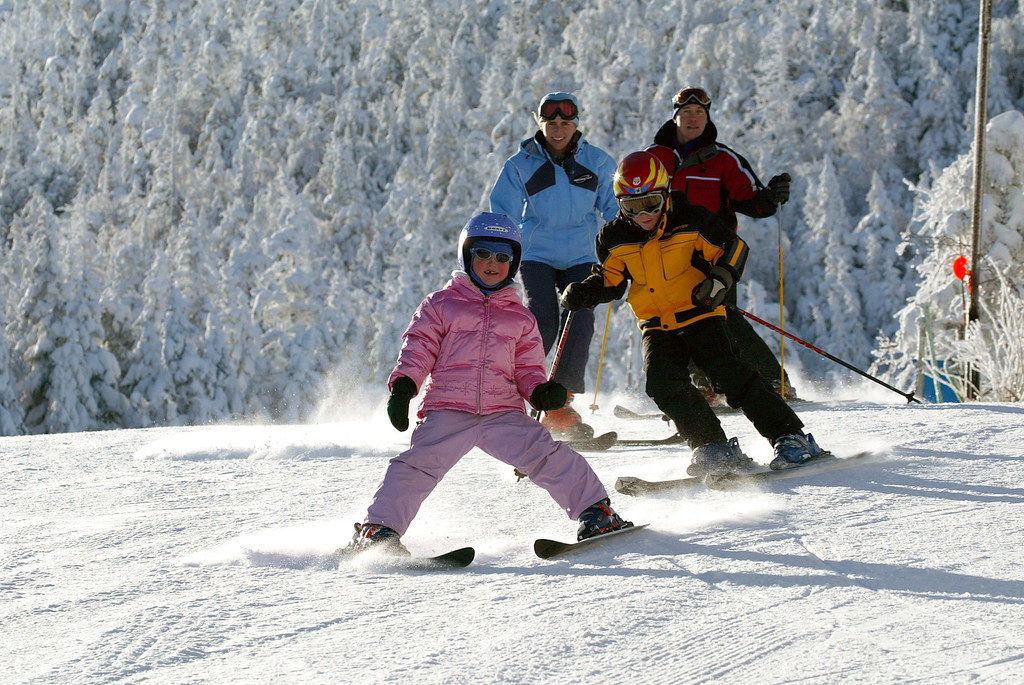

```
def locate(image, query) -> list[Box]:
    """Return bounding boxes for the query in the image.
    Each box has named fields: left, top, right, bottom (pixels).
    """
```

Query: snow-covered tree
left=7, top=194, right=130, bottom=432
left=2, top=0, right=1024, bottom=431
left=0, top=322, right=25, bottom=436
left=796, top=156, right=871, bottom=376
left=877, top=111, right=1024, bottom=400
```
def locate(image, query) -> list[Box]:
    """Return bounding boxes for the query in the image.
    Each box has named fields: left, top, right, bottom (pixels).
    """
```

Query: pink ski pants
left=365, top=409, right=608, bottom=535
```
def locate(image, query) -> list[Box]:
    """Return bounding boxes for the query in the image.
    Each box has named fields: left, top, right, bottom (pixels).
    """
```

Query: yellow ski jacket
left=591, top=193, right=748, bottom=332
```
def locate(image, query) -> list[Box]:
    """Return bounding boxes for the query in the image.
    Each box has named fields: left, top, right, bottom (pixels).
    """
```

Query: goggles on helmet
left=538, top=99, right=579, bottom=121
left=618, top=191, right=666, bottom=219
left=470, top=247, right=512, bottom=264
left=673, top=86, right=712, bottom=109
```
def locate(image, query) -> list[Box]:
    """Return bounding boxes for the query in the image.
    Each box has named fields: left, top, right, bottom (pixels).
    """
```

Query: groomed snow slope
left=3, top=397, right=1023, bottom=683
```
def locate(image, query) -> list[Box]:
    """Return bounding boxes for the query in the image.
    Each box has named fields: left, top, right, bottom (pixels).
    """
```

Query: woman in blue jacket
left=489, top=92, right=619, bottom=439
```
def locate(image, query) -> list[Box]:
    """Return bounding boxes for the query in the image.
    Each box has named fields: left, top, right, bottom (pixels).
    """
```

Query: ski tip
left=337, top=546, right=475, bottom=570
left=566, top=431, right=618, bottom=451
left=613, top=405, right=639, bottom=419
left=407, top=546, right=475, bottom=569
left=435, top=546, right=476, bottom=566
left=533, top=539, right=566, bottom=559
left=614, top=476, right=643, bottom=496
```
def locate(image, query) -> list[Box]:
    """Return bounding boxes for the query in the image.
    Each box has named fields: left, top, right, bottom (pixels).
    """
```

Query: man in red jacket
left=647, top=85, right=796, bottom=401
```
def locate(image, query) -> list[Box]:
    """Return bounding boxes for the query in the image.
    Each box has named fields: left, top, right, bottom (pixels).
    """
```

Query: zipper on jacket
left=478, top=296, right=490, bottom=413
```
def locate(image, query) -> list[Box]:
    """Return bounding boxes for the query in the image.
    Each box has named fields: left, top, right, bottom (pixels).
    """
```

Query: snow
left=4, top=395, right=1023, bottom=682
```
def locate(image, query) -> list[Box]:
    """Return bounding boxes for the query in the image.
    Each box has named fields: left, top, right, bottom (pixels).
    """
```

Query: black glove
left=561, top=281, right=602, bottom=311
left=530, top=380, right=567, bottom=412
left=691, top=265, right=734, bottom=311
left=387, top=376, right=417, bottom=431
left=766, top=173, right=791, bottom=205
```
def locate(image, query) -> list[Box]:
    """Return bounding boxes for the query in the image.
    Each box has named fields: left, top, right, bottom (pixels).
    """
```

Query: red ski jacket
left=647, top=119, right=776, bottom=232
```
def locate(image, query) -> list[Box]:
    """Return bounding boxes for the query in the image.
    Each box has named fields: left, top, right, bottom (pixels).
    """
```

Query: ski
left=615, top=474, right=703, bottom=496
left=613, top=405, right=669, bottom=421
left=616, top=433, right=686, bottom=447
left=402, top=546, right=476, bottom=569
left=704, top=451, right=872, bottom=490
left=534, top=523, right=649, bottom=559
left=615, top=451, right=872, bottom=496
left=335, top=546, right=475, bottom=569
left=614, top=398, right=840, bottom=421
left=615, top=402, right=739, bottom=418
left=565, top=431, right=617, bottom=451
left=613, top=404, right=738, bottom=419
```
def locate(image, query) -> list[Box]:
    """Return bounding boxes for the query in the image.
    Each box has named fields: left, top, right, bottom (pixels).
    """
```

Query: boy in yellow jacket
left=562, top=151, right=828, bottom=474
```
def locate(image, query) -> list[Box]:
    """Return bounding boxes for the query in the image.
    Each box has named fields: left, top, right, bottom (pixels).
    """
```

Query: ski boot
left=577, top=498, right=631, bottom=541
left=769, top=431, right=829, bottom=471
left=541, top=393, right=594, bottom=440
left=686, top=437, right=754, bottom=477
left=348, top=522, right=411, bottom=556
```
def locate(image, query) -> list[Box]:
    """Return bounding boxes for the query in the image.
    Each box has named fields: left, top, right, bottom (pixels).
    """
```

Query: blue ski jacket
left=489, top=132, right=619, bottom=270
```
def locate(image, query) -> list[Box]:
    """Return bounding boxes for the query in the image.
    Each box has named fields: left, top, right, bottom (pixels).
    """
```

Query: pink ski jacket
left=388, top=273, right=548, bottom=418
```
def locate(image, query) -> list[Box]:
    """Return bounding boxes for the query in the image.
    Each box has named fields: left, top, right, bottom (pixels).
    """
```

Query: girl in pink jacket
left=350, top=213, right=629, bottom=554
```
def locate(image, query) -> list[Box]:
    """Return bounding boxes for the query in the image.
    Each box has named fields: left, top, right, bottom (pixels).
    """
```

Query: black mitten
left=530, top=380, right=568, bottom=412
left=561, top=281, right=601, bottom=311
left=387, top=376, right=417, bottom=431
left=766, top=173, right=791, bottom=205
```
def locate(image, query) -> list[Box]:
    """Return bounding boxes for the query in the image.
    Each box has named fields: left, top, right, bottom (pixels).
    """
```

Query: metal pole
left=967, top=0, right=993, bottom=398
left=777, top=207, right=786, bottom=394
left=529, top=311, right=575, bottom=422
left=590, top=303, right=613, bottom=413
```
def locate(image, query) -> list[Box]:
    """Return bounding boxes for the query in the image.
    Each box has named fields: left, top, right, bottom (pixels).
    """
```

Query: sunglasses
left=673, top=87, right=712, bottom=109
left=538, top=99, right=578, bottom=121
left=618, top=192, right=666, bottom=219
left=471, top=247, right=513, bottom=263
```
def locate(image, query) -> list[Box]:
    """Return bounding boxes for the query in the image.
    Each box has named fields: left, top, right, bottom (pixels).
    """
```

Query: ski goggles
left=538, top=99, right=579, bottom=121
left=618, top=192, right=666, bottom=218
left=673, top=86, right=712, bottom=109
left=471, top=247, right=513, bottom=263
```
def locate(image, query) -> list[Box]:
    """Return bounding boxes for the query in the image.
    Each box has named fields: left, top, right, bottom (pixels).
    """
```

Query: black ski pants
left=642, top=316, right=803, bottom=449
left=690, top=287, right=785, bottom=389
left=519, top=260, right=595, bottom=394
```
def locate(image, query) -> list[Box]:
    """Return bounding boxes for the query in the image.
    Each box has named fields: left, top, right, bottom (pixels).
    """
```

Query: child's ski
left=565, top=431, right=617, bottom=451
left=335, top=546, right=475, bottom=569
left=613, top=405, right=668, bottom=421
left=534, top=523, right=649, bottom=559
left=614, top=474, right=703, bottom=496
left=401, top=546, right=476, bottom=569
left=615, top=452, right=873, bottom=496
left=616, top=432, right=686, bottom=447
left=614, top=402, right=741, bottom=418
left=704, top=451, right=872, bottom=490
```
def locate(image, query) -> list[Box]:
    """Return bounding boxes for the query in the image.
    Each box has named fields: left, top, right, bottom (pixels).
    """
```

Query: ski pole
left=727, top=304, right=920, bottom=403
left=590, top=303, right=612, bottom=413
left=548, top=309, right=575, bottom=386
left=519, top=311, right=576, bottom=481
left=777, top=207, right=786, bottom=395
left=530, top=310, right=576, bottom=420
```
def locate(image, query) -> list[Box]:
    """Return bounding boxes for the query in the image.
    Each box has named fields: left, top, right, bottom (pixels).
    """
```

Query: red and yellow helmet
left=613, top=151, right=670, bottom=197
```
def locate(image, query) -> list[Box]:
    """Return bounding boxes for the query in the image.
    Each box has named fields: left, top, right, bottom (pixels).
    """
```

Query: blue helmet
left=458, top=212, right=522, bottom=291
